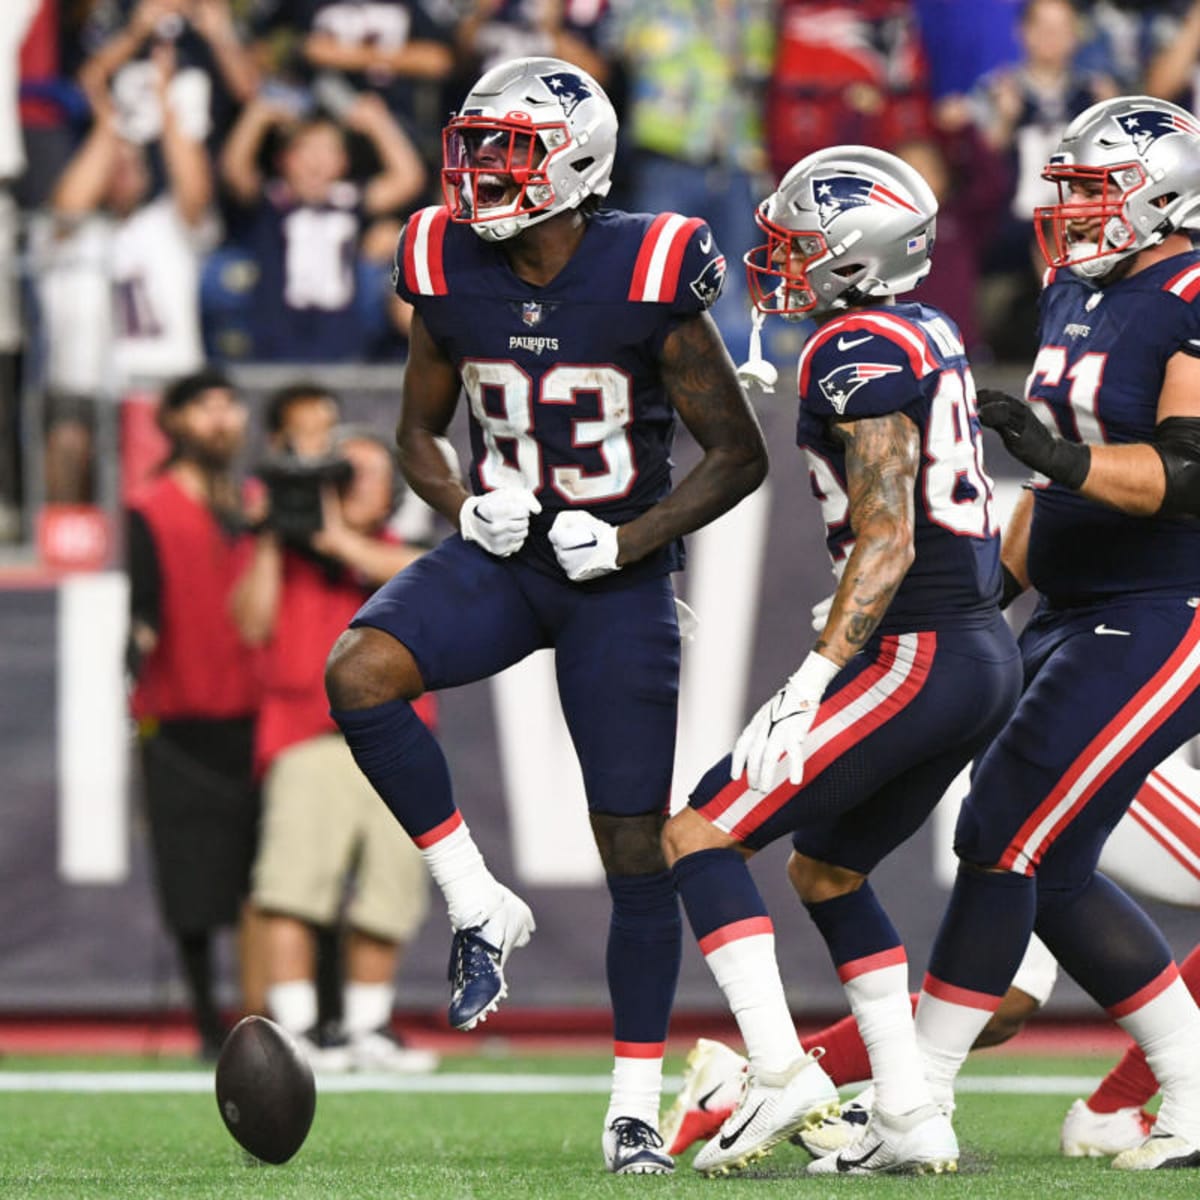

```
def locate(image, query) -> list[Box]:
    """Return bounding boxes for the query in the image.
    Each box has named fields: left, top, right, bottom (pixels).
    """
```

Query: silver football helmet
left=1035, top=95, right=1200, bottom=280
left=442, top=56, right=617, bottom=242
left=744, top=145, right=937, bottom=318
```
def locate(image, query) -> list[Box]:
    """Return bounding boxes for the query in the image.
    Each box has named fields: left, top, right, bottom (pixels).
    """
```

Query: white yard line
left=0, top=1071, right=1102, bottom=1095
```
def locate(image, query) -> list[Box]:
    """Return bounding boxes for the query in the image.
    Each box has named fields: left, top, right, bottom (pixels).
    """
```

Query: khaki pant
left=253, top=734, right=429, bottom=943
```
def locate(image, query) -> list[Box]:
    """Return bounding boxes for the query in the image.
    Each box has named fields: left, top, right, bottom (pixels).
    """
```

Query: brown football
left=214, top=1016, right=316, bottom=1164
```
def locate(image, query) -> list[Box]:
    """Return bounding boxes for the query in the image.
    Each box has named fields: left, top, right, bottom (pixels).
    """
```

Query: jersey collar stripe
left=1128, top=793, right=1200, bottom=881
left=405, top=207, right=450, bottom=297
left=999, top=608, right=1200, bottom=875
left=1106, top=962, right=1180, bottom=1020
left=697, top=915, right=774, bottom=956
left=798, top=312, right=936, bottom=395
left=1166, top=263, right=1200, bottom=300
left=1128, top=796, right=1200, bottom=883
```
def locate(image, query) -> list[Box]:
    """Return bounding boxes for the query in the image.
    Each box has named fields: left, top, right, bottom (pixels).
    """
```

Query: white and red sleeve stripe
left=1000, top=608, right=1200, bottom=875
left=401, top=206, right=450, bottom=297
left=628, top=213, right=704, bottom=303
left=798, top=312, right=939, bottom=395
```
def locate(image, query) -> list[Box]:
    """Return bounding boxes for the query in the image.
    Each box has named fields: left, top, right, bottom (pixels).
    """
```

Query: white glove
left=460, top=488, right=541, bottom=557
left=548, top=510, right=621, bottom=582
left=731, top=651, right=841, bottom=792
left=811, top=592, right=834, bottom=633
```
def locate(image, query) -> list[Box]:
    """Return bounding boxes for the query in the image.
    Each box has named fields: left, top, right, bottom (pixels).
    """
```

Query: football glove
left=460, top=488, right=541, bottom=557
left=731, top=651, right=841, bottom=792
left=976, top=389, right=1090, bottom=489
left=548, top=510, right=621, bottom=582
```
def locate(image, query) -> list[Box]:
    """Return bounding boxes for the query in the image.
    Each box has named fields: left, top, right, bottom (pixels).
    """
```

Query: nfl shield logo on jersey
left=522, top=301, right=544, bottom=327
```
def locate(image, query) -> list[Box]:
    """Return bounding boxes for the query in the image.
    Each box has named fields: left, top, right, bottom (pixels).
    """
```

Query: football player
left=322, top=57, right=768, bottom=1175
left=910, top=94, right=1200, bottom=1172
left=658, top=145, right=1020, bottom=1176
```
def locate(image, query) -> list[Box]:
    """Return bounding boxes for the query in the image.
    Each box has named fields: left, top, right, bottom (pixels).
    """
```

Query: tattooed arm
left=615, top=311, right=769, bottom=567
left=814, top=411, right=920, bottom=666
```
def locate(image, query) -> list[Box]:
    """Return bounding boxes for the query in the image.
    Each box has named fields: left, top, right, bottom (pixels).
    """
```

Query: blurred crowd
left=4, top=0, right=1200, bottom=540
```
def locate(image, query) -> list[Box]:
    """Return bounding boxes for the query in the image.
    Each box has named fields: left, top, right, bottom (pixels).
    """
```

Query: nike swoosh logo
left=837, top=1139, right=883, bottom=1173
left=560, top=537, right=598, bottom=552
left=697, top=1085, right=722, bottom=1113
left=1094, top=624, right=1131, bottom=636
left=718, top=1102, right=764, bottom=1150
left=699, top=232, right=713, bottom=253
left=837, top=335, right=872, bottom=351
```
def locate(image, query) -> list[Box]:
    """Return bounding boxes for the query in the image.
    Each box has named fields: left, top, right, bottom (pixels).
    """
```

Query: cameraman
left=233, top=388, right=435, bottom=1071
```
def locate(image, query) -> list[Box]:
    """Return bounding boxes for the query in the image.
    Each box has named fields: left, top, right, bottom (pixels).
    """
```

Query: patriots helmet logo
left=813, top=175, right=921, bottom=230
left=1114, top=109, right=1200, bottom=158
left=818, top=362, right=903, bottom=414
left=539, top=71, right=592, bottom=118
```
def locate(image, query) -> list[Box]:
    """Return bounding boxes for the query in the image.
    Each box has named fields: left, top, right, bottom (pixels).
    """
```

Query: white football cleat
left=660, top=1038, right=748, bottom=1155
left=348, top=1027, right=440, bottom=1073
left=602, top=1116, right=674, bottom=1174
left=447, top=885, right=535, bottom=1031
left=1112, top=1131, right=1200, bottom=1170
left=807, top=1103, right=958, bottom=1176
left=692, top=1051, right=839, bottom=1176
left=795, top=1085, right=874, bottom=1158
left=1060, top=1098, right=1152, bottom=1158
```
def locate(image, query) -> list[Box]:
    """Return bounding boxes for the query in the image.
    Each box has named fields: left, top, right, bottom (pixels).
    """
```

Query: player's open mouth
left=476, top=175, right=513, bottom=208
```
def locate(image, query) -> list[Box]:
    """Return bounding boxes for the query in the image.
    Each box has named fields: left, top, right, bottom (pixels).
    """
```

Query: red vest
left=129, top=474, right=259, bottom=721
left=254, top=546, right=436, bottom=776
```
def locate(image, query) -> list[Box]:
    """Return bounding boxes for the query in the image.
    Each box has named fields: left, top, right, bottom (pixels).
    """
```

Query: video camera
left=255, top=450, right=354, bottom=544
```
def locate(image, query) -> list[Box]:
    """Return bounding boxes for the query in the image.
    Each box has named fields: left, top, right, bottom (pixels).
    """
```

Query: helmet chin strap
left=736, top=306, right=779, bottom=394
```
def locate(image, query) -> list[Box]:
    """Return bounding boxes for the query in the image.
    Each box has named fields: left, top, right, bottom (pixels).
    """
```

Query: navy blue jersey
left=239, top=181, right=369, bottom=363
left=394, top=205, right=728, bottom=582
left=796, top=302, right=1002, bottom=631
left=1027, top=254, right=1200, bottom=602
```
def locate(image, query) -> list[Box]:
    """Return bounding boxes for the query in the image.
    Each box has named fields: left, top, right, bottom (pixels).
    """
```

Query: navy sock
left=671, top=846, right=770, bottom=942
left=1036, top=874, right=1173, bottom=1010
left=805, top=883, right=901, bottom=973
left=331, top=696, right=454, bottom=841
left=606, top=870, right=681, bottom=1045
left=927, top=864, right=1036, bottom=997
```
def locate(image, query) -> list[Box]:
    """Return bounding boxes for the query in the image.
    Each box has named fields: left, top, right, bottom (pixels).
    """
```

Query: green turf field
left=0, top=1051, right=1193, bottom=1199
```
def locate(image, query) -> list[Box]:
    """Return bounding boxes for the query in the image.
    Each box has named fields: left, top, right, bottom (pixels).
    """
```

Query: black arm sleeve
left=127, top=508, right=162, bottom=633
left=1153, top=416, right=1200, bottom=519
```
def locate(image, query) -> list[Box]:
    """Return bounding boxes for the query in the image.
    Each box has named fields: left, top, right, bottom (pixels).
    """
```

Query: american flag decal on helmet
left=1115, top=109, right=1200, bottom=158
left=819, top=362, right=903, bottom=414
left=813, top=175, right=920, bottom=229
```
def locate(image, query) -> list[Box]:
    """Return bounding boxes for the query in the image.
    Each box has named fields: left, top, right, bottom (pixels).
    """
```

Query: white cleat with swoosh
left=807, top=1103, right=959, bottom=1176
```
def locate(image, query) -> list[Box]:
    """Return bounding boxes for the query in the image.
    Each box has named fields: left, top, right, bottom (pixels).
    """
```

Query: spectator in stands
left=1144, top=0, right=1200, bottom=111
left=454, top=0, right=613, bottom=82
left=126, top=367, right=259, bottom=1061
left=614, top=0, right=774, bottom=355
left=218, top=89, right=425, bottom=362
left=298, top=0, right=454, bottom=145
left=766, top=0, right=931, bottom=181
left=0, top=0, right=38, bottom=540
left=232, top=383, right=435, bottom=1072
left=34, top=43, right=216, bottom=502
left=895, top=97, right=1013, bottom=359
left=74, top=0, right=259, bottom=155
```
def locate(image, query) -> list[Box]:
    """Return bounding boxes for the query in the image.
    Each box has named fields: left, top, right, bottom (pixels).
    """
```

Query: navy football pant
left=689, top=614, right=1022, bottom=870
